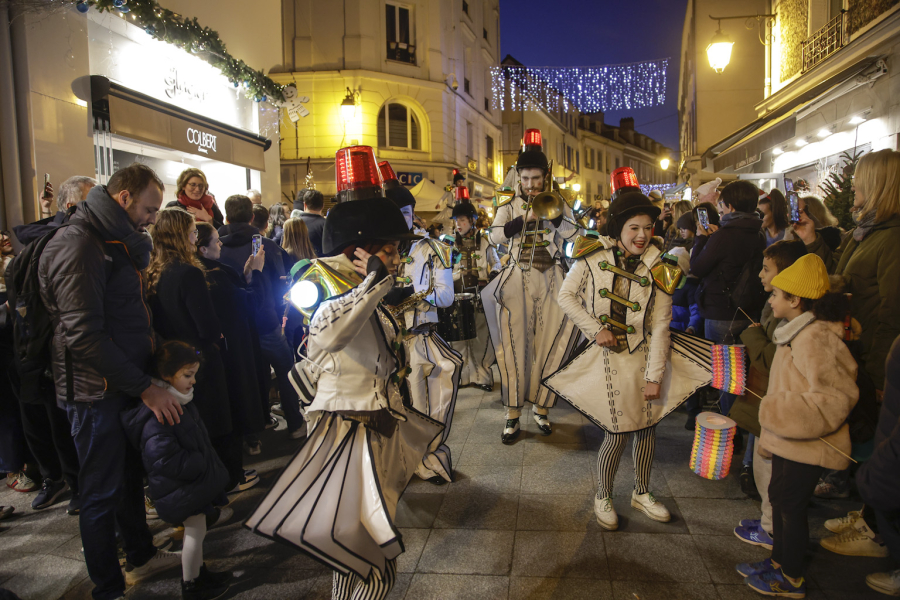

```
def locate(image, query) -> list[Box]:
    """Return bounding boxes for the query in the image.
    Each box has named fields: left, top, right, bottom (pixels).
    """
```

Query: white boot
left=631, top=491, right=671, bottom=522
left=594, top=496, right=618, bottom=531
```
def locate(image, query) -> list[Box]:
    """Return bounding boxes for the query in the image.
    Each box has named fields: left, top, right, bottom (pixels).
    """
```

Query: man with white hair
left=246, top=189, right=263, bottom=205
left=16, top=176, right=97, bottom=245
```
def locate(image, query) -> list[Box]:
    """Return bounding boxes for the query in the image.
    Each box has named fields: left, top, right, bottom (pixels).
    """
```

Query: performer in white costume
left=379, top=162, right=462, bottom=486
left=484, top=129, right=581, bottom=444
left=447, top=198, right=501, bottom=390
left=247, top=146, right=442, bottom=600
left=554, top=183, right=708, bottom=531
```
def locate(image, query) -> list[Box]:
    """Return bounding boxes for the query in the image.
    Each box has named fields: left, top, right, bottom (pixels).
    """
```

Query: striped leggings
left=332, top=559, right=396, bottom=600
left=596, top=426, right=657, bottom=499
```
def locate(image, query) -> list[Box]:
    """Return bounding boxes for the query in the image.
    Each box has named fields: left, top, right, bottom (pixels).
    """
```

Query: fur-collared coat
left=758, top=312, right=859, bottom=470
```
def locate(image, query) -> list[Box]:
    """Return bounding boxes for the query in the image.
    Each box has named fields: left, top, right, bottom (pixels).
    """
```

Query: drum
left=437, top=293, right=477, bottom=342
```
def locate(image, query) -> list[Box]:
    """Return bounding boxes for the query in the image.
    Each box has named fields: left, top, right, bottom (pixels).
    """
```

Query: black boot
left=182, top=564, right=232, bottom=600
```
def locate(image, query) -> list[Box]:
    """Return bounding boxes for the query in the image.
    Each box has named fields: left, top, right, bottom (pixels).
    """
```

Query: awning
left=712, top=108, right=802, bottom=172
left=97, top=81, right=269, bottom=171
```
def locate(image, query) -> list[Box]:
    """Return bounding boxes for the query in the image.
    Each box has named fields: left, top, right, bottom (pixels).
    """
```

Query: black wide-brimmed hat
left=323, top=198, right=420, bottom=255
left=606, top=191, right=661, bottom=239
left=451, top=202, right=477, bottom=219
left=384, top=185, right=416, bottom=209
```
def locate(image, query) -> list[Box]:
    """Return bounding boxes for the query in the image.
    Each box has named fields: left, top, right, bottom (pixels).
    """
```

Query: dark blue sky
left=499, top=0, right=688, bottom=150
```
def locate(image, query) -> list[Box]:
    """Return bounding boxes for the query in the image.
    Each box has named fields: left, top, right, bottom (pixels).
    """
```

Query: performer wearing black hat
left=380, top=163, right=462, bottom=486
left=449, top=200, right=501, bottom=390
left=247, top=146, right=442, bottom=600
left=483, top=129, right=581, bottom=444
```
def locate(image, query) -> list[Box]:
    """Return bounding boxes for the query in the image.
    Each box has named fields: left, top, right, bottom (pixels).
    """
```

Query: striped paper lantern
left=689, top=412, right=737, bottom=480
left=711, top=344, right=748, bottom=395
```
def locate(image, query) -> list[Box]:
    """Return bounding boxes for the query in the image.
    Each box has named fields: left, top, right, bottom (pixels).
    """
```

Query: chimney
left=619, top=117, right=635, bottom=131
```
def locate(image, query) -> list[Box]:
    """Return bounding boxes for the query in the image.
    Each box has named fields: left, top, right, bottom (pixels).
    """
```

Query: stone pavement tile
left=609, top=457, right=672, bottom=498
left=675, top=497, right=761, bottom=536
left=715, top=583, right=828, bottom=599
left=405, top=476, right=452, bottom=495
left=610, top=580, right=720, bottom=600
left=450, top=408, right=479, bottom=430
left=605, top=495, right=690, bottom=535
left=511, top=531, right=608, bottom=579
left=457, top=441, right=525, bottom=466
left=395, top=492, right=446, bottom=528
left=661, top=462, right=749, bottom=499
left=822, top=588, right=889, bottom=600
left=404, top=574, right=509, bottom=600
left=417, top=529, right=514, bottom=575
left=434, top=491, right=519, bottom=530
left=805, top=543, right=894, bottom=595
left=521, top=463, right=594, bottom=495
left=517, top=494, right=594, bottom=531
left=694, top=534, right=770, bottom=584
left=1, top=553, right=86, bottom=600
left=396, top=528, right=431, bottom=573
left=466, top=418, right=508, bottom=444
left=201, top=523, right=328, bottom=573
left=522, top=443, right=592, bottom=468
left=305, top=572, right=412, bottom=600
left=451, top=465, right=522, bottom=494
left=0, top=508, right=80, bottom=555
left=605, top=533, right=709, bottom=583
left=520, top=419, right=587, bottom=445
left=509, top=576, right=613, bottom=599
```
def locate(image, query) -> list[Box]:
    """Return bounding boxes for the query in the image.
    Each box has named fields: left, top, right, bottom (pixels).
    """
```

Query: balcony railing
left=801, top=11, right=847, bottom=73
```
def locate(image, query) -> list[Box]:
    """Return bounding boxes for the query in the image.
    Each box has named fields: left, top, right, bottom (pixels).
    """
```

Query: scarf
left=772, top=311, right=816, bottom=345
left=852, top=210, right=877, bottom=242
left=719, top=211, right=758, bottom=226
left=177, top=192, right=215, bottom=218
left=152, top=378, right=194, bottom=406
left=81, top=187, right=154, bottom=270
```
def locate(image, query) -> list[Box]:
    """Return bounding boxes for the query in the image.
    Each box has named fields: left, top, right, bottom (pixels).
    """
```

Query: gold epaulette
left=568, top=235, right=607, bottom=259
left=426, top=238, right=454, bottom=268
left=650, top=258, right=684, bottom=295
left=494, top=190, right=515, bottom=207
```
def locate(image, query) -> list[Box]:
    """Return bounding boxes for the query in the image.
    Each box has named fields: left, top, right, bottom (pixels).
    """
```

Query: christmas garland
left=75, top=0, right=285, bottom=103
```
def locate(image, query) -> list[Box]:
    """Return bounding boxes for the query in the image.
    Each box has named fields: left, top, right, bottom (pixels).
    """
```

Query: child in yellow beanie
left=737, top=253, right=859, bottom=598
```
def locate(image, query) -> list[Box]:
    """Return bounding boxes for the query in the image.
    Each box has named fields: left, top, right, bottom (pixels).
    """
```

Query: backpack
left=725, top=232, right=768, bottom=318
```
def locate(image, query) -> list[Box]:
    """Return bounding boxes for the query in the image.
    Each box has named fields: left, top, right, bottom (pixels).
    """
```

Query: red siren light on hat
left=378, top=160, right=401, bottom=190
left=335, top=146, right=383, bottom=202
left=522, top=129, right=543, bottom=152
left=610, top=167, right=640, bottom=200
left=454, top=186, right=470, bottom=202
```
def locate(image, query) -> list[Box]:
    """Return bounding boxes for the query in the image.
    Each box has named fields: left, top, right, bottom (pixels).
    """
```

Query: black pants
left=769, top=454, right=823, bottom=578
left=19, top=400, right=80, bottom=490
left=211, top=430, right=243, bottom=492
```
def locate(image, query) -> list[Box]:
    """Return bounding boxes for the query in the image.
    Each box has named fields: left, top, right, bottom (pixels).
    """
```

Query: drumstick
left=742, top=389, right=857, bottom=463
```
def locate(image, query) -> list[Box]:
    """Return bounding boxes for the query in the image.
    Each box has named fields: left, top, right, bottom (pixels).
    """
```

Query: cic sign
left=186, top=127, right=217, bottom=155
left=397, top=172, right=423, bottom=187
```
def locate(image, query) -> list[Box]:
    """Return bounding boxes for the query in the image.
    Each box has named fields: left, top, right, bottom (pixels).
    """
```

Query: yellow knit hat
left=771, top=253, right=830, bottom=299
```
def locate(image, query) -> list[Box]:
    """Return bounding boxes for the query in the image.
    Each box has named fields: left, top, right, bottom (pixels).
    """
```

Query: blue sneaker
left=737, top=558, right=776, bottom=578
left=745, top=568, right=806, bottom=598
left=739, top=518, right=762, bottom=529
left=735, top=524, right=774, bottom=550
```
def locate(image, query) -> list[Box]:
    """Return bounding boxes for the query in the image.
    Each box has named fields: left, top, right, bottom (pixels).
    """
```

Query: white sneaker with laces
left=820, top=519, right=889, bottom=557
left=594, top=496, right=618, bottom=531
left=124, top=549, right=181, bottom=585
left=824, top=510, right=861, bottom=534
left=866, top=569, right=900, bottom=596
left=631, top=490, right=671, bottom=522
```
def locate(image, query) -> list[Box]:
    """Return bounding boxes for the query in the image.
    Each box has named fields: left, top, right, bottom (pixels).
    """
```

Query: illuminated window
left=377, top=103, right=421, bottom=149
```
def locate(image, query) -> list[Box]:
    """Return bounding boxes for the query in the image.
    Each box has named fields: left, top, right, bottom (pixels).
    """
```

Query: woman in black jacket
left=146, top=208, right=255, bottom=493
left=195, top=222, right=272, bottom=456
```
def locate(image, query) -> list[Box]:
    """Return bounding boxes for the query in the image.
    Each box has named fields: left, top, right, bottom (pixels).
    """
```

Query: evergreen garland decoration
left=821, top=150, right=861, bottom=231
left=77, top=0, right=285, bottom=103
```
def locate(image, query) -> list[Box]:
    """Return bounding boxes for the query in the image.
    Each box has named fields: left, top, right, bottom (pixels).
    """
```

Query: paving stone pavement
left=0, top=381, right=891, bottom=599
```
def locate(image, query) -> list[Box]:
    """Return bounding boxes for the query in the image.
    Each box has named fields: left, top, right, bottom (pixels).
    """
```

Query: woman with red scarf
left=167, top=168, right=225, bottom=229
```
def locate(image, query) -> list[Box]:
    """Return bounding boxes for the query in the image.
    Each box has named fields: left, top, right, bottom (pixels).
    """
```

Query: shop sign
left=186, top=127, right=217, bottom=155
left=165, top=67, right=208, bottom=103
left=735, top=153, right=761, bottom=170
left=398, top=172, right=423, bottom=186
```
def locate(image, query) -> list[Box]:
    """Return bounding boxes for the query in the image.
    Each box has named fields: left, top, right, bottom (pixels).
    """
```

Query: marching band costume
left=247, top=146, right=443, bottom=600
left=449, top=201, right=501, bottom=390
left=381, top=166, right=462, bottom=485
left=550, top=188, right=711, bottom=531
left=483, top=129, right=581, bottom=443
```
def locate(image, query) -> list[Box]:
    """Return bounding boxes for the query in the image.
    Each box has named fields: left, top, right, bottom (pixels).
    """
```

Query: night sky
left=499, top=0, right=688, bottom=151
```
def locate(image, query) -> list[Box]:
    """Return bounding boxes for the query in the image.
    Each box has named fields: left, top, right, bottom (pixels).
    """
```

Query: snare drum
left=437, top=293, right=478, bottom=341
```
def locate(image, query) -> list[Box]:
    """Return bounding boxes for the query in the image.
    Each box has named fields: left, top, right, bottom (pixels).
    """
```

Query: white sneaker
left=594, top=496, right=618, bottom=531
left=867, top=569, right=900, bottom=596
left=124, top=549, right=181, bottom=585
left=824, top=509, right=861, bottom=534
left=145, top=495, right=159, bottom=520
left=631, top=490, right=671, bottom=523
left=820, top=519, right=889, bottom=557
left=228, top=471, right=260, bottom=494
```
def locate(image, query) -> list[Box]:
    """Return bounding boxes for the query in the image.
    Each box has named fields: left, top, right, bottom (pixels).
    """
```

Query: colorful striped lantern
left=711, top=344, right=748, bottom=395
left=690, top=412, right=737, bottom=480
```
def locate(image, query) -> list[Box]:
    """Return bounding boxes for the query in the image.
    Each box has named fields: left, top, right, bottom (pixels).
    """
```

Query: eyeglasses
left=185, top=183, right=204, bottom=189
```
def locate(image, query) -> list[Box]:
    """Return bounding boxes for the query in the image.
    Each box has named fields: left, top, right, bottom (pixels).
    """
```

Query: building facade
left=274, top=0, right=502, bottom=209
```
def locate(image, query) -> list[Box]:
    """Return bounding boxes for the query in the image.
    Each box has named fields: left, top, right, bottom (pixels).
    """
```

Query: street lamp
left=706, top=13, right=775, bottom=73
left=571, top=183, right=581, bottom=192
left=340, top=88, right=356, bottom=122
left=659, top=157, right=671, bottom=171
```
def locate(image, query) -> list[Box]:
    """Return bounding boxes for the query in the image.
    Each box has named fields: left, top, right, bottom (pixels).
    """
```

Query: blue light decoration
left=490, top=59, right=669, bottom=113
left=640, top=183, right=679, bottom=195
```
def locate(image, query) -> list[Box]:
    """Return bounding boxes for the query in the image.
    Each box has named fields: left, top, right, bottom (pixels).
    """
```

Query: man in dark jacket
left=38, top=164, right=182, bottom=599
left=294, top=188, right=326, bottom=256
left=857, top=336, right=900, bottom=595
left=690, top=180, right=766, bottom=417
left=217, top=195, right=305, bottom=437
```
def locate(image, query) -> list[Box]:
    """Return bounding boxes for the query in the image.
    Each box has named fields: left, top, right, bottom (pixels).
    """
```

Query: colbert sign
left=397, top=172, right=423, bottom=186
left=187, top=127, right=217, bottom=155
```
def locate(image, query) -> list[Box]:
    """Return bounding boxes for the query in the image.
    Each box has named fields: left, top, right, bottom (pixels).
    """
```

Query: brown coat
left=758, top=313, right=859, bottom=470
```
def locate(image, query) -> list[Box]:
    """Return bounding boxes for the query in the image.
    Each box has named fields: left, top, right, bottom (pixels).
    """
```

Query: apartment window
left=586, top=181, right=591, bottom=198
left=615, top=157, right=620, bottom=170
left=606, top=153, right=610, bottom=172
left=566, top=146, right=573, bottom=171
left=575, top=150, right=580, bottom=173
left=484, top=97, right=490, bottom=112
left=466, top=121, right=474, bottom=160
left=462, top=0, right=469, bottom=15
left=486, top=135, right=494, bottom=175
left=386, top=4, right=415, bottom=65
left=377, top=102, right=421, bottom=149
left=463, top=46, right=472, bottom=96
left=483, top=28, right=488, bottom=41
left=557, top=141, right=564, bottom=164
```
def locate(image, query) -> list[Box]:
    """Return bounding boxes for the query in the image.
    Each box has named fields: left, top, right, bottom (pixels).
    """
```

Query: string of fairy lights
left=490, top=59, right=668, bottom=114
